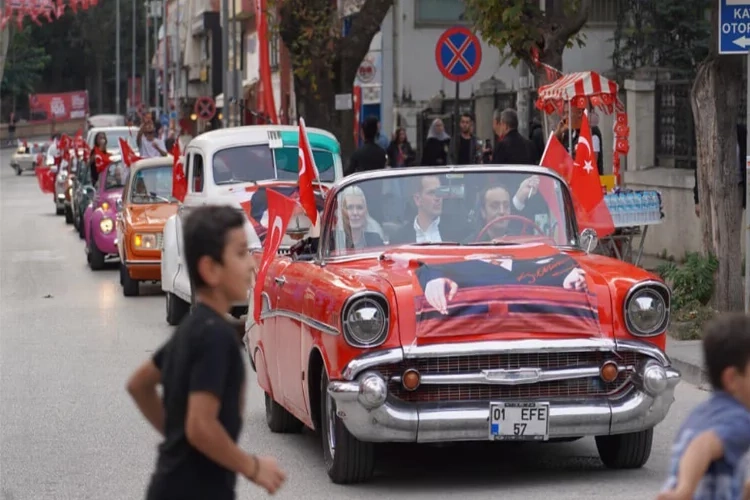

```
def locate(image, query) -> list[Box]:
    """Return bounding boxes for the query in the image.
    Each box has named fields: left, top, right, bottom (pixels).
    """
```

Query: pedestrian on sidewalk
left=452, top=112, right=482, bottom=165
left=491, top=109, right=539, bottom=165
left=126, top=205, right=286, bottom=499
left=421, top=118, right=451, bottom=166
left=345, top=116, right=387, bottom=176
left=657, top=313, right=750, bottom=500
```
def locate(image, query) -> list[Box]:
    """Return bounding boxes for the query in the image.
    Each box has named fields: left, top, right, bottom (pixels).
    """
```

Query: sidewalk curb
left=669, top=354, right=710, bottom=389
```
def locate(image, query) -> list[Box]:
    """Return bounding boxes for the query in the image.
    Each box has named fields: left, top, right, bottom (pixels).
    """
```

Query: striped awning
left=537, top=71, right=619, bottom=102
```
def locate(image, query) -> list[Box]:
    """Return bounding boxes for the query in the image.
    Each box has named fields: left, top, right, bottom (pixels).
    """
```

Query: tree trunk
left=690, top=54, right=744, bottom=311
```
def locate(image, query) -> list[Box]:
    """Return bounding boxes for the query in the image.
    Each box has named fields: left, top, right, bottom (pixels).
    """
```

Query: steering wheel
left=475, top=215, right=545, bottom=242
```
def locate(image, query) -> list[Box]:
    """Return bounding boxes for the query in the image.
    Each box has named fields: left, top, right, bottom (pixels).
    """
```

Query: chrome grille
left=378, top=351, right=643, bottom=403
left=156, top=233, right=164, bottom=250
left=277, top=247, right=290, bottom=255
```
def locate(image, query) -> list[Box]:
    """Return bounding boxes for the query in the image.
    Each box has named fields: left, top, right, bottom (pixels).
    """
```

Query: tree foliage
left=463, top=0, right=591, bottom=78
left=276, top=0, right=392, bottom=159
left=1, top=1, right=147, bottom=116
left=1, top=25, right=52, bottom=106
left=612, top=0, right=710, bottom=74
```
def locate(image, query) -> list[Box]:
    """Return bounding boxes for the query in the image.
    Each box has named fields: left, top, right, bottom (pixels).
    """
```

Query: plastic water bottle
left=609, top=194, right=620, bottom=226
left=652, top=191, right=662, bottom=222
left=647, top=192, right=657, bottom=223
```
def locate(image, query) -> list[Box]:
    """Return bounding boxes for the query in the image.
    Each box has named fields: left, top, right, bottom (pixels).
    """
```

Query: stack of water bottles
left=604, top=190, right=663, bottom=227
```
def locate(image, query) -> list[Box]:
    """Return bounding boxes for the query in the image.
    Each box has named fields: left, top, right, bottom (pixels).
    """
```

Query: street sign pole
left=221, top=0, right=229, bottom=128
left=718, top=0, right=750, bottom=310
left=434, top=26, right=482, bottom=165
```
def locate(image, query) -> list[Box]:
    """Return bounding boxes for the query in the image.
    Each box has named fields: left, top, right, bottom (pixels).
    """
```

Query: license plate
left=489, top=402, right=550, bottom=441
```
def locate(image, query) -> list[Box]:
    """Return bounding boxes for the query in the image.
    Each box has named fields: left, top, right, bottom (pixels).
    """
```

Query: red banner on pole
left=28, top=91, right=89, bottom=123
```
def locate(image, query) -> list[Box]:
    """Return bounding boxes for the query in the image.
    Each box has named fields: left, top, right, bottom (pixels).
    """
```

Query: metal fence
left=655, top=78, right=747, bottom=169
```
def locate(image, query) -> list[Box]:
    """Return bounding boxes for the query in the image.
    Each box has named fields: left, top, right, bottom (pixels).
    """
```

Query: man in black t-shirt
left=126, top=205, right=286, bottom=499
left=454, top=112, right=480, bottom=165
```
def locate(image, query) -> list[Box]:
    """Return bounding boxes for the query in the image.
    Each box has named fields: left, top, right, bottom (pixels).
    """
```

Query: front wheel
left=595, top=428, right=653, bottom=469
left=15, top=165, right=21, bottom=175
left=320, top=371, right=375, bottom=484
left=77, top=214, right=85, bottom=239
left=64, top=205, right=73, bottom=224
left=121, top=263, right=140, bottom=297
left=166, top=292, right=190, bottom=326
left=88, top=231, right=105, bottom=270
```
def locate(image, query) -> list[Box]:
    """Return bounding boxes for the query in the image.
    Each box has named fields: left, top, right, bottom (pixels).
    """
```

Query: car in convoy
left=115, top=157, right=177, bottom=296
left=245, top=166, right=680, bottom=484
left=10, top=141, right=47, bottom=175
left=85, top=126, right=138, bottom=152
left=161, top=125, right=344, bottom=326
left=83, top=157, right=125, bottom=270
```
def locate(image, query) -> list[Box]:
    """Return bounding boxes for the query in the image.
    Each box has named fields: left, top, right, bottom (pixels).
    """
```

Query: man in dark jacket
left=492, top=109, right=540, bottom=165
left=453, top=112, right=481, bottom=165
left=529, top=117, right=546, bottom=161
left=345, top=116, right=387, bottom=176
left=694, top=123, right=747, bottom=216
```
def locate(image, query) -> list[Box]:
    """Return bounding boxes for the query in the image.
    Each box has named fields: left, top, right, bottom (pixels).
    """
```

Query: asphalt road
left=0, top=151, right=707, bottom=500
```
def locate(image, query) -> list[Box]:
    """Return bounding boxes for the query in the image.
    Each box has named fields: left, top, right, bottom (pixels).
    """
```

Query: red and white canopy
left=536, top=71, right=624, bottom=115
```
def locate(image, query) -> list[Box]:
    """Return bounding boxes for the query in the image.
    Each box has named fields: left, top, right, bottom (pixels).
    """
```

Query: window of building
left=415, top=0, right=468, bottom=26
left=588, top=0, right=618, bottom=25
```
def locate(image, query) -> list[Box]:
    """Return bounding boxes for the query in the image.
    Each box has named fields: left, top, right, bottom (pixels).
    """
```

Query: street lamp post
left=132, top=0, right=137, bottom=114
left=221, top=0, right=229, bottom=128
left=115, top=0, right=121, bottom=114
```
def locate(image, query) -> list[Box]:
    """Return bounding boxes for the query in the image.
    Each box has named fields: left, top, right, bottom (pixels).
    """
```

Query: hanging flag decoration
left=170, top=141, right=187, bottom=202
left=1, top=0, right=93, bottom=29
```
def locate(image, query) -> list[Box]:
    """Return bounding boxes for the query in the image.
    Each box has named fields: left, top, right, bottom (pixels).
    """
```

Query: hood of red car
left=334, top=243, right=617, bottom=346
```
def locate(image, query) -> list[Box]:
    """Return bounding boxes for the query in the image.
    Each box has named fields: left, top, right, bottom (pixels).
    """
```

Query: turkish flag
left=539, top=129, right=614, bottom=239
left=171, top=141, right=187, bottom=202
left=297, top=117, right=320, bottom=226
left=119, top=137, right=141, bottom=167
left=94, top=148, right=112, bottom=173
left=571, top=111, right=614, bottom=238
left=253, top=189, right=297, bottom=324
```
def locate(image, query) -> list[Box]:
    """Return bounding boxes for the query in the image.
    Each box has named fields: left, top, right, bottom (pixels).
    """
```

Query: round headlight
left=99, top=218, right=114, bottom=234
left=342, top=294, right=388, bottom=348
left=624, top=284, right=670, bottom=336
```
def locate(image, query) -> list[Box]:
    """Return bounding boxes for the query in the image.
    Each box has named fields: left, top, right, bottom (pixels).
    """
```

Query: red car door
left=273, top=261, right=315, bottom=416
left=257, top=258, right=290, bottom=401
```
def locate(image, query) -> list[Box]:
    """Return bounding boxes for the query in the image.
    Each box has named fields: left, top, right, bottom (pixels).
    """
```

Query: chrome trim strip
left=124, top=259, right=161, bottom=265
left=389, top=365, right=631, bottom=385
left=260, top=308, right=339, bottom=336
left=623, top=280, right=672, bottom=337
left=340, top=338, right=671, bottom=380
left=317, top=165, right=581, bottom=262
left=342, top=348, right=404, bottom=380
left=403, top=337, right=618, bottom=358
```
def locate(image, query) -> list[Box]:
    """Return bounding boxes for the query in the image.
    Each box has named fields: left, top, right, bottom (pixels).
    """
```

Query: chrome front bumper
left=327, top=338, right=681, bottom=443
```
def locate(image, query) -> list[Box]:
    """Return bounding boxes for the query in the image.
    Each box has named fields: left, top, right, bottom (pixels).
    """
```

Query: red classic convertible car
left=245, top=166, right=679, bottom=484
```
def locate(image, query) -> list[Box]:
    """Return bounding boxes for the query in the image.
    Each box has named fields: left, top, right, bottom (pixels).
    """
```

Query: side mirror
left=580, top=228, right=598, bottom=254
left=116, top=199, right=123, bottom=212
left=84, top=186, right=96, bottom=198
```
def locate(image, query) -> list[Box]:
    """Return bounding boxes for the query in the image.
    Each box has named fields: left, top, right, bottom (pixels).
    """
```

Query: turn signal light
left=600, top=360, right=619, bottom=383
left=402, top=368, right=421, bottom=391
left=101, top=202, right=110, bottom=211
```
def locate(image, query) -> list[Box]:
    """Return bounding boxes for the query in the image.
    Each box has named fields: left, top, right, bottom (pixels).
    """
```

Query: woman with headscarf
left=421, top=119, right=451, bottom=166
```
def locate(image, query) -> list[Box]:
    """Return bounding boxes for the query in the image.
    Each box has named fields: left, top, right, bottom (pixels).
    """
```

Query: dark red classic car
left=245, top=166, right=679, bottom=484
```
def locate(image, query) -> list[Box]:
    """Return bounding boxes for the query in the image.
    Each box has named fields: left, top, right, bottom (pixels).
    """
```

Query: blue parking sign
left=719, top=0, right=750, bottom=54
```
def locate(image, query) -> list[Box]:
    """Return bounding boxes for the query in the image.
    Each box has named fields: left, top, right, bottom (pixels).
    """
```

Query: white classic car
left=161, top=124, right=344, bottom=326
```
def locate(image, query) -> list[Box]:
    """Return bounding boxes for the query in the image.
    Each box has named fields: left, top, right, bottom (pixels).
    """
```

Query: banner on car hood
left=28, top=91, right=89, bottom=123
left=412, top=251, right=602, bottom=338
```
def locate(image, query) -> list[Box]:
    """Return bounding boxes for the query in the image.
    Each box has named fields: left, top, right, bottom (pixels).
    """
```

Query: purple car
left=84, top=161, right=127, bottom=270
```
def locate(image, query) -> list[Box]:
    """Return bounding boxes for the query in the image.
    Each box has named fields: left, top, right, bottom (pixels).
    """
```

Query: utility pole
left=175, top=0, right=180, bottom=112
left=132, top=0, right=137, bottom=113
left=116, top=0, right=121, bottom=114
left=517, top=61, right=531, bottom=138
left=162, top=0, right=168, bottom=117
left=221, top=0, right=229, bottom=127
left=153, top=1, right=159, bottom=108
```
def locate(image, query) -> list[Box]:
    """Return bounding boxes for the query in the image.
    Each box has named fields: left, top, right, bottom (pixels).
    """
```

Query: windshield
left=324, top=170, right=576, bottom=257
left=93, top=129, right=138, bottom=151
left=212, top=145, right=337, bottom=185
left=104, top=161, right=127, bottom=190
left=130, top=165, right=174, bottom=204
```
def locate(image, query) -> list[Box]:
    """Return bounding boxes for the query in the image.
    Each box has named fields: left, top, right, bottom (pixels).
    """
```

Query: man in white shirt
left=137, top=120, right=168, bottom=158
